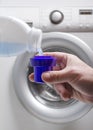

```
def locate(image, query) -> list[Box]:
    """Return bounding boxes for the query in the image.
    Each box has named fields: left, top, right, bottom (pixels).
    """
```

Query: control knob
left=49, top=10, right=64, bottom=24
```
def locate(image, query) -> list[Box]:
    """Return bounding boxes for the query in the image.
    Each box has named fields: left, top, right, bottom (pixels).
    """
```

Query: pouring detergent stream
left=27, top=27, right=43, bottom=55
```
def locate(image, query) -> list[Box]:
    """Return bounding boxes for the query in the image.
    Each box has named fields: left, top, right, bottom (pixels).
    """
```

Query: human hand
left=29, top=52, right=93, bottom=103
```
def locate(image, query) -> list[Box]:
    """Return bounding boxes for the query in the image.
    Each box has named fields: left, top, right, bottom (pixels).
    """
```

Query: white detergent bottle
left=0, top=16, right=42, bottom=56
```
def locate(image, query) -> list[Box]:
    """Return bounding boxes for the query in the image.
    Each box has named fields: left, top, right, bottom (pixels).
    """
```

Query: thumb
left=42, top=70, right=70, bottom=83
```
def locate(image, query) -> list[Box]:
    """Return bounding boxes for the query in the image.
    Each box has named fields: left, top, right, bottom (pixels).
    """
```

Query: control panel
left=0, top=7, right=93, bottom=32
left=39, top=8, right=93, bottom=32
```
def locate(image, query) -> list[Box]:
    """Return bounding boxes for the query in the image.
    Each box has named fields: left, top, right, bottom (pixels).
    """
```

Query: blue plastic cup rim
left=30, top=56, right=56, bottom=66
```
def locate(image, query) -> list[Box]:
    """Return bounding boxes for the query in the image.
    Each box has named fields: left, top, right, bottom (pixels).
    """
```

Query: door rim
left=13, top=32, right=93, bottom=123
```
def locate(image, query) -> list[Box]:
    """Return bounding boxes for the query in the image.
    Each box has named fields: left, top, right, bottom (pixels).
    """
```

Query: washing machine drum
left=13, top=32, right=93, bottom=123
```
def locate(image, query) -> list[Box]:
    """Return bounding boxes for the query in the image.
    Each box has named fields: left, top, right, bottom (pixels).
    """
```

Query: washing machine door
left=13, top=32, right=93, bottom=123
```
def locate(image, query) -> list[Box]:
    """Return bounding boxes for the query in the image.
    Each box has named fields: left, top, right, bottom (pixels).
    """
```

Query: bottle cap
left=30, top=56, right=56, bottom=83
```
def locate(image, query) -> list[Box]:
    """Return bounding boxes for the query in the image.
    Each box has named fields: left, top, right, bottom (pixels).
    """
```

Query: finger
left=29, top=73, right=34, bottom=82
left=43, top=52, right=68, bottom=65
left=43, top=52, right=67, bottom=58
left=42, top=69, right=70, bottom=83
left=54, top=83, right=72, bottom=101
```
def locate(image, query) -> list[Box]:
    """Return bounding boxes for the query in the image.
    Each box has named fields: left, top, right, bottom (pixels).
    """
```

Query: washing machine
left=0, top=0, right=93, bottom=130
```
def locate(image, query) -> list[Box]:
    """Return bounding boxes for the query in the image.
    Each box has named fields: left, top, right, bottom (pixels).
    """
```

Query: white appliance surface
left=0, top=0, right=93, bottom=7
left=0, top=0, right=93, bottom=130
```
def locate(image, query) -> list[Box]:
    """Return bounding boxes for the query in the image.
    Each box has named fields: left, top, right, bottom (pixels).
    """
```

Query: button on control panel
left=49, top=10, right=64, bottom=24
